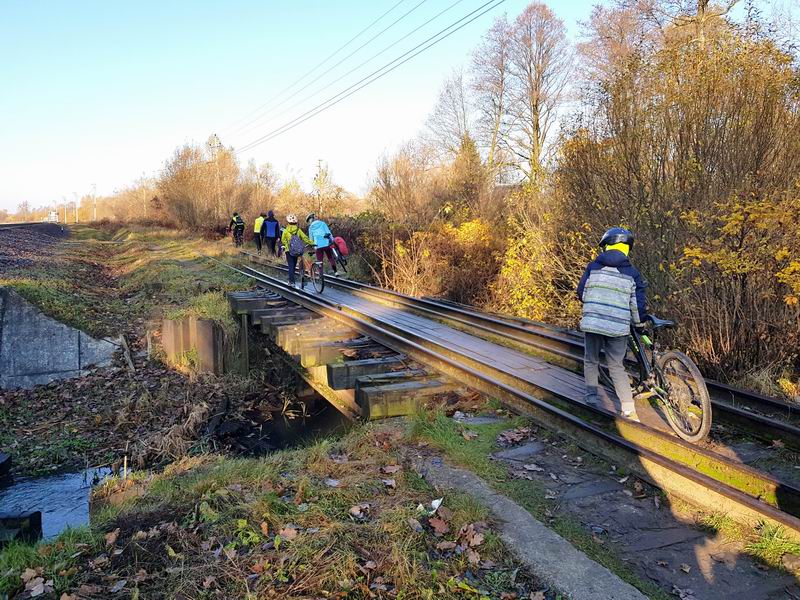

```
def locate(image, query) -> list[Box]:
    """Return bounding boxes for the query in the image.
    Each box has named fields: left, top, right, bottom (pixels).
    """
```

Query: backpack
left=333, top=236, right=349, bottom=256
left=233, top=215, right=244, bottom=228
left=288, top=227, right=306, bottom=257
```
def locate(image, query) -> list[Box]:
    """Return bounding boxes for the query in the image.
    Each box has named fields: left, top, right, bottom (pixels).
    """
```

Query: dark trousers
left=583, top=332, right=634, bottom=413
left=286, top=253, right=299, bottom=284
left=254, top=232, right=262, bottom=252
left=265, top=236, right=277, bottom=255
left=316, top=246, right=337, bottom=271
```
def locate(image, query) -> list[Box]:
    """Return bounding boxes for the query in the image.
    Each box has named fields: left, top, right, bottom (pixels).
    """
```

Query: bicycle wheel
left=337, top=254, right=348, bottom=273
left=310, top=260, right=325, bottom=293
left=298, top=257, right=306, bottom=289
left=656, top=350, right=712, bottom=443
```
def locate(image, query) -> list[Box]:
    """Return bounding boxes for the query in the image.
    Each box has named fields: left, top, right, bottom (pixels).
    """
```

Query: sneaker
left=622, top=411, right=640, bottom=423
left=332, top=271, right=339, bottom=277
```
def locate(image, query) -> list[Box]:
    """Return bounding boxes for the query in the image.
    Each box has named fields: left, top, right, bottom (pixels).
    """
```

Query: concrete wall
left=0, top=288, right=116, bottom=389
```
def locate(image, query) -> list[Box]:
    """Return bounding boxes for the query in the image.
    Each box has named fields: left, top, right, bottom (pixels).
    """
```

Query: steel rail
left=229, top=260, right=800, bottom=534
left=242, top=252, right=800, bottom=449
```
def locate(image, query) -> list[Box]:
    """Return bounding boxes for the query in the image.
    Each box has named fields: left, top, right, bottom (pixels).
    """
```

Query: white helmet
left=286, top=214, right=298, bottom=224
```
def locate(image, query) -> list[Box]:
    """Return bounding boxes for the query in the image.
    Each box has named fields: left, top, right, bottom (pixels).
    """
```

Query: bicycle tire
left=656, top=350, right=712, bottom=443
left=299, top=256, right=306, bottom=289
left=337, top=255, right=348, bottom=272
left=311, top=261, right=325, bottom=293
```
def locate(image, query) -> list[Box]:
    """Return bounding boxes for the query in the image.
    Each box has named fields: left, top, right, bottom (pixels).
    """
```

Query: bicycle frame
left=628, top=326, right=671, bottom=402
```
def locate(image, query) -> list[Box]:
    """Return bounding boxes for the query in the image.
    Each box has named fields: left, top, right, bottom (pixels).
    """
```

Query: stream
left=0, top=403, right=350, bottom=542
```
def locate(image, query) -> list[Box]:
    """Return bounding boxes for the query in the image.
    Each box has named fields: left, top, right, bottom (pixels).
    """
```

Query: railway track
left=242, top=252, right=800, bottom=451
left=221, top=255, right=800, bottom=538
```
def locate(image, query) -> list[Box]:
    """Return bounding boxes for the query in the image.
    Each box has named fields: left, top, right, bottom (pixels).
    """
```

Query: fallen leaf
left=466, top=548, right=481, bottom=565
left=657, top=560, right=669, bottom=567
left=680, top=563, right=692, bottom=573
left=259, top=521, right=269, bottom=536
left=202, top=576, right=217, bottom=589
left=436, top=541, right=457, bottom=550
left=363, top=560, right=377, bottom=570
left=408, top=517, right=424, bottom=533
left=523, top=463, right=544, bottom=472
left=545, top=490, right=558, bottom=499
left=21, top=568, right=39, bottom=583
left=60, top=594, right=78, bottom=600
left=529, top=592, right=546, bottom=600
left=110, top=579, right=127, bottom=593
left=105, top=527, right=120, bottom=546
left=330, top=453, right=349, bottom=463
left=549, top=473, right=559, bottom=481
left=497, top=427, right=532, bottom=446
left=772, top=439, right=786, bottom=449
left=633, top=480, right=646, bottom=498
left=324, top=478, right=341, bottom=487
left=349, top=503, right=371, bottom=520
left=381, top=465, right=401, bottom=474
left=382, top=478, right=396, bottom=489
left=279, top=525, right=299, bottom=540
left=618, top=476, right=629, bottom=484
left=438, top=506, right=453, bottom=521
left=429, top=518, right=450, bottom=535
left=461, top=430, right=478, bottom=441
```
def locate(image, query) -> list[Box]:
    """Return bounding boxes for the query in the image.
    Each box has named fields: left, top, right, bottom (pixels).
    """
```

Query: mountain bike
left=601, top=316, right=712, bottom=443
left=232, top=228, right=244, bottom=247
left=299, top=245, right=324, bottom=293
left=325, top=234, right=348, bottom=273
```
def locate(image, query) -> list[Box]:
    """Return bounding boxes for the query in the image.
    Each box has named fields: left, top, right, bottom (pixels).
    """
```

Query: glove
left=634, top=322, right=647, bottom=333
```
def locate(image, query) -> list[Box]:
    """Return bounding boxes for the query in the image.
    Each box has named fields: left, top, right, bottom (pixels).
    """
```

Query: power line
left=221, top=0, right=408, bottom=137
left=227, top=0, right=433, bottom=140
left=229, top=0, right=466, bottom=144
left=236, top=0, right=506, bottom=154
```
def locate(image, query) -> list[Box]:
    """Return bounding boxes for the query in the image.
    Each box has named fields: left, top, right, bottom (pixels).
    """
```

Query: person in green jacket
left=281, top=214, right=312, bottom=287
left=253, top=212, right=266, bottom=253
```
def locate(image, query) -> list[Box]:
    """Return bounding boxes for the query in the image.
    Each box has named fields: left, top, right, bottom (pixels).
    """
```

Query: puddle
left=0, top=467, right=110, bottom=539
left=216, top=402, right=352, bottom=455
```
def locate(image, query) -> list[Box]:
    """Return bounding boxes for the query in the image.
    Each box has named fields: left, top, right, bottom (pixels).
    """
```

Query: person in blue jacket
left=262, top=210, right=280, bottom=256
left=306, top=213, right=338, bottom=276
left=576, top=227, right=648, bottom=421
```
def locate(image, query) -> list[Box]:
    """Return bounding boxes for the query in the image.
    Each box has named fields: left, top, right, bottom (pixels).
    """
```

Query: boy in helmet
left=281, top=214, right=312, bottom=287
left=577, top=227, right=648, bottom=421
left=228, top=212, right=245, bottom=247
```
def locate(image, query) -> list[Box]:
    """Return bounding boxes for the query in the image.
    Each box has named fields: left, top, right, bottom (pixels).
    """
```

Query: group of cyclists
left=228, top=210, right=345, bottom=288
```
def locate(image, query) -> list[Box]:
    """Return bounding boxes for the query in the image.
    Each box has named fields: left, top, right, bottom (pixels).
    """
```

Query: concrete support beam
left=357, top=379, right=456, bottom=420
left=326, top=356, right=409, bottom=389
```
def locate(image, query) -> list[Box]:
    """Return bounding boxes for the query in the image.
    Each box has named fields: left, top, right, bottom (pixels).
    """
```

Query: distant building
left=45, top=210, right=59, bottom=223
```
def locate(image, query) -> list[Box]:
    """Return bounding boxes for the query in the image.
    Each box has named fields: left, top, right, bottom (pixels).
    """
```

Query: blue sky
left=0, top=0, right=792, bottom=211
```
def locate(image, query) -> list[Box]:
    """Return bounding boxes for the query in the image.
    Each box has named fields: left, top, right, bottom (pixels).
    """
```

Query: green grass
left=0, top=527, right=99, bottom=596
left=412, top=410, right=673, bottom=600
left=746, top=522, right=800, bottom=568
left=2, top=426, right=550, bottom=599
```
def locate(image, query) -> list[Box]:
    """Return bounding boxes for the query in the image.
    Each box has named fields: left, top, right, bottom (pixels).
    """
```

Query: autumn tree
left=505, top=3, right=572, bottom=185
left=425, top=68, right=473, bottom=160
left=472, top=15, right=513, bottom=179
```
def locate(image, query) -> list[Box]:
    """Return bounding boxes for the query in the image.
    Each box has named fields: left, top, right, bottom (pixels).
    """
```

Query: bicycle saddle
left=648, top=316, right=675, bottom=329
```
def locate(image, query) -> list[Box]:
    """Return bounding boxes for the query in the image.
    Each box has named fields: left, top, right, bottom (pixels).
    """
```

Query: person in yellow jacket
left=281, top=214, right=312, bottom=287
left=253, top=212, right=266, bottom=253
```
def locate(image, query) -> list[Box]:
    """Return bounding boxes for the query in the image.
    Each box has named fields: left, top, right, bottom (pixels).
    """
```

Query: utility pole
left=92, top=183, right=97, bottom=221
left=315, top=159, right=323, bottom=213
left=73, top=192, right=78, bottom=223
left=63, top=197, right=67, bottom=223
left=208, top=134, right=223, bottom=223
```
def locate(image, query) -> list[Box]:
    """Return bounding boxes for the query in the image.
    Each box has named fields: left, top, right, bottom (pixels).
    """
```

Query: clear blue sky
left=0, top=0, right=790, bottom=211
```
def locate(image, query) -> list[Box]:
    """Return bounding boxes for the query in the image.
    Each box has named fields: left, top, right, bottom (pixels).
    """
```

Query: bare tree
left=505, top=2, right=572, bottom=185
left=472, top=15, right=513, bottom=177
left=424, top=68, right=472, bottom=159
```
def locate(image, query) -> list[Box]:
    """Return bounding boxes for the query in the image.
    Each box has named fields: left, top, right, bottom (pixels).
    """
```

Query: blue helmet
left=599, top=227, right=634, bottom=249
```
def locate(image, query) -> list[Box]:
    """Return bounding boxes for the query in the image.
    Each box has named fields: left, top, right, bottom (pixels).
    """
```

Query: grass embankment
left=0, top=224, right=260, bottom=475
left=1, top=424, right=551, bottom=599
left=0, top=223, right=249, bottom=339
left=413, top=410, right=800, bottom=592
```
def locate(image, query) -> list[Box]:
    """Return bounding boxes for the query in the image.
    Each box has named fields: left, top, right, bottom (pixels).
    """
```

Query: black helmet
left=599, top=227, right=634, bottom=249
left=306, top=213, right=316, bottom=223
